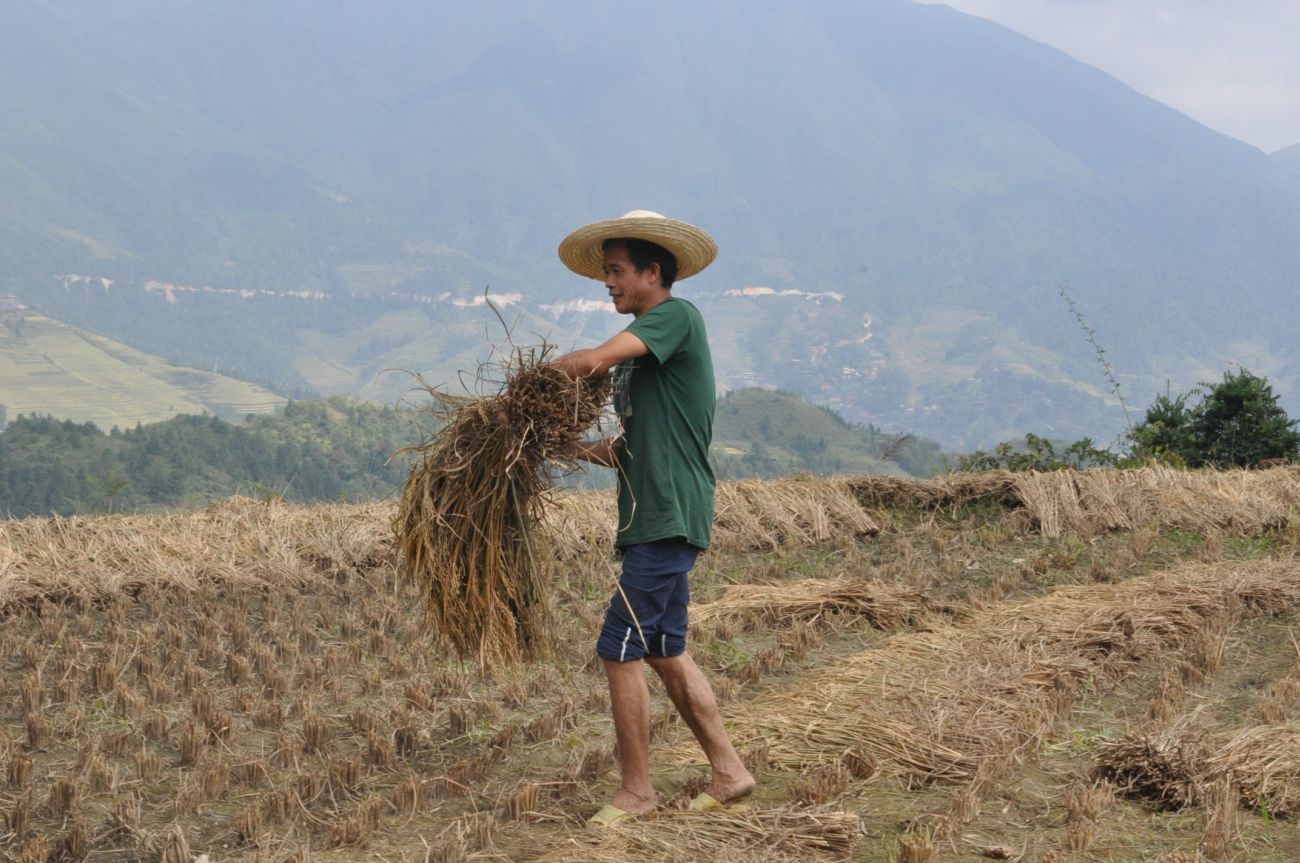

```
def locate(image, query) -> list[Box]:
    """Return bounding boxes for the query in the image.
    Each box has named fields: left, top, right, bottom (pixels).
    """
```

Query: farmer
left=553, top=210, right=755, bottom=826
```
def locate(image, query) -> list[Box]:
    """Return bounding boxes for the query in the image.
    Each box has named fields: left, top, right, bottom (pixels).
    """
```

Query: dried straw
left=392, top=347, right=609, bottom=666
left=1096, top=723, right=1300, bottom=817
left=693, top=576, right=928, bottom=630
left=693, top=561, right=1300, bottom=785
left=713, top=477, right=879, bottom=550
left=1012, top=466, right=1300, bottom=538
left=544, top=476, right=879, bottom=558
left=529, top=807, right=859, bottom=862
left=1094, top=732, right=1208, bottom=809
left=849, top=472, right=1019, bottom=509
left=0, top=497, right=390, bottom=612
left=1204, top=723, right=1300, bottom=816
left=852, top=466, right=1300, bottom=539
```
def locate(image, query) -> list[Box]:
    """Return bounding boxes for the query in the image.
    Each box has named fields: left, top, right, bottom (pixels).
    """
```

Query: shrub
left=1130, top=369, right=1299, bottom=468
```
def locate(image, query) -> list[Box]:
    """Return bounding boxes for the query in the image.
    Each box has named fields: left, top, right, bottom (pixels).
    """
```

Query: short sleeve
left=624, top=300, right=689, bottom=365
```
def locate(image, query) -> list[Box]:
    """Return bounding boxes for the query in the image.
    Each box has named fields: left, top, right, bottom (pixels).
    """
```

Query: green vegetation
left=0, top=312, right=285, bottom=426
left=1129, top=369, right=1300, bottom=467
left=958, top=433, right=1121, bottom=472
left=0, top=387, right=941, bottom=517
left=0, top=398, right=422, bottom=517
left=961, top=368, right=1299, bottom=472
left=711, top=388, right=944, bottom=478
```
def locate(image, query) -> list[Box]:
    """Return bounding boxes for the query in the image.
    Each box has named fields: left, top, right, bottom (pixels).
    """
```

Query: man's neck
left=632, top=290, right=672, bottom=318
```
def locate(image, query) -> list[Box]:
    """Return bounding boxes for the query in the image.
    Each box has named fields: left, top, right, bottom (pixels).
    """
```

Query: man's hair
left=602, top=237, right=678, bottom=289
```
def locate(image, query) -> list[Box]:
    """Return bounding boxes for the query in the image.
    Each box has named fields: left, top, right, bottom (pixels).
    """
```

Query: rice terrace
left=1, top=467, right=1299, bottom=862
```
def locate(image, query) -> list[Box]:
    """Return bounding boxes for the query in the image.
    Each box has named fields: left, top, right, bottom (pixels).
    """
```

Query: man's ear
left=644, top=261, right=662, bottom=285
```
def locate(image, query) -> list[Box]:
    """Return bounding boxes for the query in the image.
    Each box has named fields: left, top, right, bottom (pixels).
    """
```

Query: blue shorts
left=596, top=538, right=700, bottom=662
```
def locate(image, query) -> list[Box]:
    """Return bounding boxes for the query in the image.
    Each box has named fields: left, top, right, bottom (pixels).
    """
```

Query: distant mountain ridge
left=1274, top=142, right=1300, bottom=170
left=4, top=0, right=1299, bottom=447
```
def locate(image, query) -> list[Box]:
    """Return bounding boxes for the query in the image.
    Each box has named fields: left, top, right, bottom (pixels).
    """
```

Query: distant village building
left=0, top=294, right=27, bottom=312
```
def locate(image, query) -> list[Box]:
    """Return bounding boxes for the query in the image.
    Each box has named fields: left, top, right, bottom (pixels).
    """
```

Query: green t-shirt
left=612, top=297, right=716, bottom=549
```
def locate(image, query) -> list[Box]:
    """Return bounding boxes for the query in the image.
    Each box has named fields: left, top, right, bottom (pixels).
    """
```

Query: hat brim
left=558, top=213, right=717, bottom=283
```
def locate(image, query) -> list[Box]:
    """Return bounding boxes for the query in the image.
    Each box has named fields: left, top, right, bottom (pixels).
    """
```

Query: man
left=553, top=210, right=755, bottom=826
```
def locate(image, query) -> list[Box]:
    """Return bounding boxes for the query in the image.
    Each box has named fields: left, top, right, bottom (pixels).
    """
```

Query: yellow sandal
left=688, top=792, right=752, bottom=813
left=587, top=803, right=633, bottom=827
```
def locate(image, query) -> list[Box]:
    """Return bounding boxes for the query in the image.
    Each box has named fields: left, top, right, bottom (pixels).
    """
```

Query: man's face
left=603, top=245, right=662, bottom=317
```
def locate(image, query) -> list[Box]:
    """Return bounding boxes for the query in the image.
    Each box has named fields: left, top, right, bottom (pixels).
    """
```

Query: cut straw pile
left=1094, top=732, right=1208, bottom=809
left=851, top=466, right=1300, bottom=539
left=529, top=807, right=859, bottom=863
left=1099, top=723, right=1300, bottom=816
left=544, top=476, right=879, bottom=558
left=0, top=497, right=391, bottom=611
left=687, top=560, right=1300, bottom=786
left=393, top=348, right=609, bottom=666
left=693, top=576, right=928, bottom=631
left=849, top=472, right=1020, bottom=509
left=1206, top=723, right=1300, bottom=816
left=1011, top=465, right=1300, bottom=538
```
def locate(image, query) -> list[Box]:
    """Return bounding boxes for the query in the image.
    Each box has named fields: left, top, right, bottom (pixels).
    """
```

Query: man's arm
left=553, top=331, right=649, bottom=379
left=571, top=436, right=622, bottom=467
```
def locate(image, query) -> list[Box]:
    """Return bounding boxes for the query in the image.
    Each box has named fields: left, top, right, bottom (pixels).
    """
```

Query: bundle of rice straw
left=394, top=346, right=609, bottom=666
left=1204, top=723, right=1300, bottom=816
left=1093, top=732, right=1207, bottom=809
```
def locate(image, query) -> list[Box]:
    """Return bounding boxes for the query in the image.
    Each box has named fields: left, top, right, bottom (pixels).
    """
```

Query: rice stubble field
left=2, top=467, right=1300, bottom=862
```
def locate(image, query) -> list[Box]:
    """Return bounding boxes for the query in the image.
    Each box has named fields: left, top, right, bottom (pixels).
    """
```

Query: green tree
left=90, top=467, right=132, bottom=513
left=1188, top=369, right=1300, bottom=467
left=1130, top=369, right=1300, bottom=467
left=1128, top=391, right=1194, bottom=464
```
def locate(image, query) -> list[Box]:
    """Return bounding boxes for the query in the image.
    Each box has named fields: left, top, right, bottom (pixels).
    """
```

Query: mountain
left=4, top=0, right=1300, bottom=447
left=0, top=310, right=283, bottom=429
left=1274, top=142, right=1300, bottom=172
left=712, top=388, right=944, bottom=478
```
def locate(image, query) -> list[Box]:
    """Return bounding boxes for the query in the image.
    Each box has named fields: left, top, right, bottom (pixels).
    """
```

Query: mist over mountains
left=4, top=0, right=1299, bottom=448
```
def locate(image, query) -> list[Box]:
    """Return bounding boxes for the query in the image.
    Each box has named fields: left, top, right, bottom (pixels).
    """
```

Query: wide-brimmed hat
left=558, top=210, right=717, bottom=282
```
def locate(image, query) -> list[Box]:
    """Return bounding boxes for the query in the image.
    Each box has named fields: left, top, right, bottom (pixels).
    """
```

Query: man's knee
left=645, top=653, right=687, bottom=679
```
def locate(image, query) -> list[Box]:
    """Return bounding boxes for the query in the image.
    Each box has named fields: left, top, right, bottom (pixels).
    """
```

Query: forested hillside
left=712, top=388, right=944, bottom=478
left=0, top=399, right=419, bottom=517
left=0, top=389, right=944, bottom=517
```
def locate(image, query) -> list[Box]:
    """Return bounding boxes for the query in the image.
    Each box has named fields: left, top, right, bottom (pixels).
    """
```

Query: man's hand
left=553, top=331, right=650, bottom=379
left=492, top=394, right=512, bottom=426
left=571, top=437, right=622, bottom=467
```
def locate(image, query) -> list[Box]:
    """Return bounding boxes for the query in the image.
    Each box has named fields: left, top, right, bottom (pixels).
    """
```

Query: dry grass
left=1094, top=731, right=1208, bottom=809
left=393, top=349, right=609, bottom=666
left=545, top=475, right=879, bottom=557
left=0, top=497, right=389, bottom=610
left=692, top=576, right=928, bottom=631
left=849, top=472, right=1020, bottom=509
left=1011, top=466, right=1300, bottom=538
left=528, top=807, right=859, bottom=862
left=854, top=466, right=1300, bottom=539
left=2, top=467, right=1299, bottom=861
left=5, top=467, right=1294, bottom=614
left=703, top=561, right=1300, bottom=785
left=1205, top=723, right=1300, bottom=816
left=1095, top=722, right=1300, bottom=818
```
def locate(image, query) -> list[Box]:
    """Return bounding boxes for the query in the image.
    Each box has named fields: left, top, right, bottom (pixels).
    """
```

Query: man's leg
left=646, top=652, right=755, bottom=803
left=603, top=658, right=658, bottom=814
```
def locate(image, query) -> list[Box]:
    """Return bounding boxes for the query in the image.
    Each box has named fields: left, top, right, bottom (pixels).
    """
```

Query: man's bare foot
left=609, top=787, right=657, bottom=816
left=705, top=768, right=756, bottom=805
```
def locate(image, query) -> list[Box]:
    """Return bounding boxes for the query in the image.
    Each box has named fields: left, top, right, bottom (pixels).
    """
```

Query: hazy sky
left=933, top=0, right=1300, bottom=153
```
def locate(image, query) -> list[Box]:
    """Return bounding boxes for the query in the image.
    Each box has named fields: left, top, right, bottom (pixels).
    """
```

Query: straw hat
left=558, top=210, right=717, bottom=283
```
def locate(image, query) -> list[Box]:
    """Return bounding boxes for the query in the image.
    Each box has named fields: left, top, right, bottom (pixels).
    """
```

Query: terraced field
left=0, top=314, right=283, bottom=428
left=1, top=468, right=1299, bottom=862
